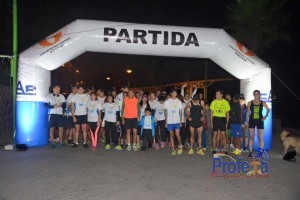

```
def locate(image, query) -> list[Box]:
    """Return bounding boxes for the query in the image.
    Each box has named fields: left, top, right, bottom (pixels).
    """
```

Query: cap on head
left=233, top=94, right=240, bottom=100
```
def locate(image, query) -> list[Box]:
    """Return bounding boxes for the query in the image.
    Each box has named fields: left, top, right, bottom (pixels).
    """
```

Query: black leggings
left=155, top=120, right=167, bottom=142
left=141, top=129, right=153, bottom=151
left=105, top=121, right=118, bottom=145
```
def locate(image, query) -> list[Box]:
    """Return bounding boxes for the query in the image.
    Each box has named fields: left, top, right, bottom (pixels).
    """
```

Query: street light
left=106, top=77, right=111, bottom=80
left=126, top=69, right=132, bottom=88
left=76, top=69, right=79, bottom=73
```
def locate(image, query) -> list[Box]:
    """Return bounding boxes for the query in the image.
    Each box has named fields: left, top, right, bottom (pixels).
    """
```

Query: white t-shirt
left=140, top=103, right=148, bottom=117
left=66, top=93, right=75, bottom=116
left=45, top=93, right=66, bottom=115
left=115, top=92, right=123, bottom=105
left=97, top=96, right=106, bottom=106
left=87, top=100, right=102, bottom=122
left=103, top=102, right=119, bottom=123
left=143, top=115, right=153, bottom=129
left=164, top=98, right=183, bottom=124
left=71, top=93, right=89, bottom=116
left=155, top=102, right=165, bottom=121
left=149, top=100, right=158, bottom=110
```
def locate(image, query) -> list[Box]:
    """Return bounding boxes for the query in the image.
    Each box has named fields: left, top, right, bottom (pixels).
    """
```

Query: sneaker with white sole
left=126, top=145, right=132, bottom=151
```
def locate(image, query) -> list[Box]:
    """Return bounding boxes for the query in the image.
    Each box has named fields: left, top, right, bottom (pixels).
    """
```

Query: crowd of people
left=45, top=84, right=270, bottom=157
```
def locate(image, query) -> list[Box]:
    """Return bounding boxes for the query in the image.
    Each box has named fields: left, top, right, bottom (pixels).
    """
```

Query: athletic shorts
left=64, top=116, right=75, bottom=129
left=249, top=119, right=264, bottom=129
left=49, top=114, right=64, bottom=128
left=231, top=124, right=242, bottom=138
left=125, top=118, right=138, bottom=130
left=212, top=117, right=226, bottom=132
left=167, top=123, right=180, bottom=131
left=189, top=120, right=203, bottom=129
left=74, top=115, right=87, bottom=125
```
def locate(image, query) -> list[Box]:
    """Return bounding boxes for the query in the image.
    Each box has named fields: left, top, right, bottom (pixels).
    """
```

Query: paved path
left=0, top=133, right=299, bottom=200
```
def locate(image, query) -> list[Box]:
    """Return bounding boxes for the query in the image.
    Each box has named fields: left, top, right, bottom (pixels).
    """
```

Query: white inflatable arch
left=16, top=20, right=272, bottom=149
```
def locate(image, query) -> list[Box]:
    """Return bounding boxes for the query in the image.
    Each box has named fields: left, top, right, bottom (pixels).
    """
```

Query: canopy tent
left=16, top=20, right=272, bottom=149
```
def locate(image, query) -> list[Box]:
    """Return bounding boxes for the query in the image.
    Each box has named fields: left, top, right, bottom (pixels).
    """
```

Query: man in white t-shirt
left=65, top=86, right=77, bottom=144
left=45, top=85, right=66, bottom=148
left=115, top=86, right=129, bottom=105
left=71, top=86, right=89, bottom=148
left=164, top=89, right=183, bottom=156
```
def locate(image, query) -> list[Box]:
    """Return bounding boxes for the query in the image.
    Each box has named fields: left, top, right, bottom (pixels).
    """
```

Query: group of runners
left=45, top=84, right=270, bottom=157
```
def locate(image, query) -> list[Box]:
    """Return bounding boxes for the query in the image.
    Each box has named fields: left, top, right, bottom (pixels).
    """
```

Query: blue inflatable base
left=16, top=101, right=49, bottom=147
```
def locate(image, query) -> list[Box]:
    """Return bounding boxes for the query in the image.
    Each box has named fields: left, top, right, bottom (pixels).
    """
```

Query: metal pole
left=12, top=0, right=18, bottom=140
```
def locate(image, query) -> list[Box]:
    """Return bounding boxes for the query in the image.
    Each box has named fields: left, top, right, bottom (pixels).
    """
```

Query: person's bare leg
left=170, top=131, right=175, bottom=149
left=212, top=131, right=217, bottom=150
left=50, top=128, right=55, bottom=142
left=197, top=127, right=203, bottom=149
left=59, top=127, right=64, bottom=143
left=74, top=125, right=80, bottom=144
left=82, top=124, right=87, bottom=144
left=126, top=129, right=131, bottom=146
left=221, top=131, right=227, bottom=151
left=189, top=127, right=195, bottom=149
left=258, top=129, right=264, bottom=149
left=249, top=128, right=255, bottom=152
left=133, top=128, right=137, bottom=144
left=175, top=129, right=182, bottom=146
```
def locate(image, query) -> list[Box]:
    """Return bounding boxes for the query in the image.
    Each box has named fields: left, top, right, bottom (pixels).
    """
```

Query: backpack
left=283, top=150, right=297, bottom=161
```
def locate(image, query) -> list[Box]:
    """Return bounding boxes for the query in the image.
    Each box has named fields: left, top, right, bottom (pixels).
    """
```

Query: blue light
left=16, top=101, right=49, bottom=147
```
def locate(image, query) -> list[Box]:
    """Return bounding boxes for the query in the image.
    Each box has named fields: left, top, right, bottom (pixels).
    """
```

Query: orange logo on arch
left=38, top=31, right=63, bottom=47
left=235, top=40, right=255, bottom=57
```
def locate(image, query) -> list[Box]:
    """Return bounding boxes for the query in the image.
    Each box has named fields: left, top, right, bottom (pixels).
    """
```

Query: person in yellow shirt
left=210, top=90, right=230, bottom=154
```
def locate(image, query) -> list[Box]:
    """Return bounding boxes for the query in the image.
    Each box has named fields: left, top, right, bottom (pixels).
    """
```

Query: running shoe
left=232, top=148, right=241, bottom=155
left=197, top=148, right=205, bottom=155
left=115, top=145, right=122, bottom=150
left=101, top=139, right=106, bottom=144
left=171, top=149, right=176, bottom=156
left=230, top=144, right=235, bottom=149
left=126, top=145, right=132, bottom=151
left=136, top=143, right=141, bottom=149
left=105, top=144, right=111, bottom=150
left=154, top=144, right=159, bottom=150
left=67, top=138, right=74, bottom=145
left=51, top=142, right=56, bottom=149
left=203, top=147, right=207, bottom=151
left=133, top=144, right=138, bottom=151
left=82, top=143, right=88, bottom=148
left=161, top=142, right=166, bottom=149
left=72, top=143, right=78, bottom=148
left=58, top=142, right=65, bottom=147
left=92, top=147, right=97, bottom=151
left=177, top=146, right=183, bottom=155
left=188, top=149, right=194, bottom=155
left=242, top=148, right=249, bottom=153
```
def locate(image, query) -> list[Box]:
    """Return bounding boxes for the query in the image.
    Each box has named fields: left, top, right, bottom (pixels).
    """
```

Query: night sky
left=1, top=0, right=300, bottom=120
